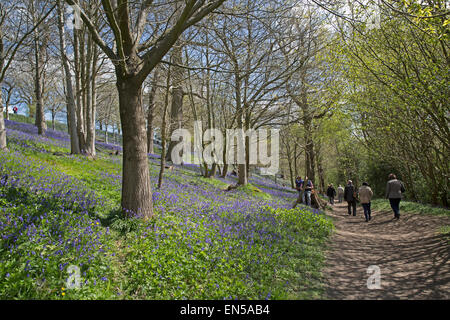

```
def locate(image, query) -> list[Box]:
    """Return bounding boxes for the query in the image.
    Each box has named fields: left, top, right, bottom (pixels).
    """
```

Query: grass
left=439, top=225, right=450, bottom=241
left=370, top=199, right=449, bottom=217
left=238, top=183, right=272, bottom=201
left=7, top=113, right=122, bottom=145
left=0, top=119, right=334, bottom=300
left=371, top=198, right=450, bottom=238
left=0, top=152, right=117, bottom=299
left=8, top=113, right=67, bottom=132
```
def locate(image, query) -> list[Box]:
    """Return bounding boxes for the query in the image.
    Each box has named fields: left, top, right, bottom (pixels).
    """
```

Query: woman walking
left=385, top=174, right=406, bottom=220
left=358, top=182, right=373, bottom=222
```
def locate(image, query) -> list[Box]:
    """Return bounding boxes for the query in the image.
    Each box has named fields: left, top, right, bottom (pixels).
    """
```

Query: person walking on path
left=295, top=176, right=304, bottom=199
left=358, top=182, right=373, bottom=222
left=337, top=185, right=344, bottom=203
left=386, top=174, right=406, bottom=220
left=327, top=184, right=337, bottom=205
left=303, top=177, right=314, bottom=207
left=344, top=180, right=357, bottom=216
left=293, top=176, right=304, bottom=208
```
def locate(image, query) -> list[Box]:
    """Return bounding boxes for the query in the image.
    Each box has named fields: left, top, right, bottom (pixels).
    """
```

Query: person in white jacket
left=359, top=182, right=374, bottom=222
left=337, top=185, right=344, bottom=203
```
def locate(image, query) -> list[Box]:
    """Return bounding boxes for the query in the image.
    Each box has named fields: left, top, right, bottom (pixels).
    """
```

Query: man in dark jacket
left=326, top=184, right=336, bottom=205
left=303, top=177, right=314, bottom=206
left=344, top=180, right=357, bottom=216
left=295, top=176, right=304, bottom=193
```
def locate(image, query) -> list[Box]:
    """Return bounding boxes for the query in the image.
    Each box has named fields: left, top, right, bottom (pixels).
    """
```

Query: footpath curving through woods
left=323, top=203, right=450, bottom=299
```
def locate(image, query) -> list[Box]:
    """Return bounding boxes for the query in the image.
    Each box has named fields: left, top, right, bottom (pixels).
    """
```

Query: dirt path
left=323, top=202, right=450, bottom=299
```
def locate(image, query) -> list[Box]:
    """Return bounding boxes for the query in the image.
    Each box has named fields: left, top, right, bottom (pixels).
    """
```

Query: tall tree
left=211, top=0, right=302, bottom=184
left=57, top=0, right=80, bottom=153
left=0, top=1, right=55, bottom=150
left=165, top=39, right=185, bottom=162
left=1, top=80, right=15, bottom=121
left=31, top=0, right=49, bottom=136
left=280, top=4, right=336, bottom=185
left=146, top=67, right=159, bottom=154
left=158, top=65, right=171, bottom=189
left=64, top=0, right=225, bottom=218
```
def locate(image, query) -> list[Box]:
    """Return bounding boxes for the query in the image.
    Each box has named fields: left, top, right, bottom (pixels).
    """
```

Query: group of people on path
left=296, top=174, right=406, bottom=222
left=294, top=176, right=314, bottom=207
left=340, top=180, right=373, bottom=222
left=342, top=174, right=405, bottom=221
left=325, top=184, right=344, bottom=205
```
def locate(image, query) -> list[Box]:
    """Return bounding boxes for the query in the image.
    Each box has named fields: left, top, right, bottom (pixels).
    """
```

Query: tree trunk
left=202, top=163, right=209, bottom=178
left=81, top=32, right=88, bottom=143
left=147, top=68, right=159, bottom=154
left=166, top=44, right=184, bottom=162
left=221, top=164, right=228, bottom=178
left=4, top=94, right=9, bottom=120
left=441, top=192, right=448, bottom=208
left=235, top=75, right=247, bottom=185
left=2, top=87, right=12, bottom=122
left=294, top=144, right=299, bottom=177
left=221, top=132, right=228, bottom=178
left=158, top=67, right=171, bottom=189
left=3, top=87, right=13, bottom=122
left=245, top=134, right=250, bottom=181
left=244, top=111, right=252, bottom=181
left=34, top=23, right=46, bottom=136
left=57, top=0, right=80, bottom=154
left=204, top=54, right=217, bottom=178
left=288, top=153, right=295, bottom=189
left=85, top=38, right=97, bottom=158
left=113, top=124, right=116, bottom=144
left=208, top=163, right=217, bottom=178
left=0, top=92, right=7, bottom=150
left=62, top=0, right=225, bottom=221
left=74, top=28, right=86, bottom=152
left=303, top=112, right=315, bottom=182
left=117, top=78, right=153, bottom=218
left=400, top=151, right=418, bottom=202
left=237, top=155, right=247, bottom=185
left=315, top=143, right=325, bottom=194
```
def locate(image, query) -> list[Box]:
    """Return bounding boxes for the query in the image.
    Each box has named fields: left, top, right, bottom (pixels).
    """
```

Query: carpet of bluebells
left=0, top=119, right=333, bottom=299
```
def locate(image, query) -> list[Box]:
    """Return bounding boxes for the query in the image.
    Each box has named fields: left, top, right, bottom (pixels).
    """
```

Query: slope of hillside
left=0, top=120, right=333, bottom=299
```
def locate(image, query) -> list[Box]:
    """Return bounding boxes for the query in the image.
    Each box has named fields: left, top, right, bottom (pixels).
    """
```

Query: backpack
left=353, top=190, right=359, bottom=202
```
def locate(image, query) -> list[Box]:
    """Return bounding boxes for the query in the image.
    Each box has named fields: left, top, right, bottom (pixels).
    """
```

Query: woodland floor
left=323, top=202, right=450, bottom=299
